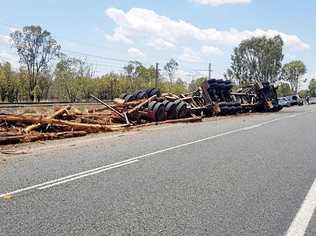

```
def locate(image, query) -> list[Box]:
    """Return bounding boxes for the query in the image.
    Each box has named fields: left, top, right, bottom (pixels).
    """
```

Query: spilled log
left=0, top=115, right=125, bottom=133
left=24, top=106, right=71, bottom=133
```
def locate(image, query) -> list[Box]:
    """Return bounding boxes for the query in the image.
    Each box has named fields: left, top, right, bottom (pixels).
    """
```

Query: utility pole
left=208, top=62, right=212, bottom=80
left=155, top=63, right=159, bottom=88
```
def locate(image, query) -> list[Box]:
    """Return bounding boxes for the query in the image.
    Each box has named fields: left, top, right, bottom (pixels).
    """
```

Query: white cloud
left=0, top=51, right=19, bottom=69
left=128, top=47, right=145, bottom=59
left=174, top=70, right=192, bottom=82
left=0, top=34, right=11, bottom=45
left=105, top=28, right=133, bottom=44
left=105, top=8, right=309, bottom=52
left=201, top=45, right=224, bottom=56
left=147, top=38, right=175, bottom=50
left=9, top=27, right=22, bottom=32
left=173, top=69, right=208, bottom=82
left=179, top=48, right=201, bottom=63
left=192, top=0, right=251, bottom=6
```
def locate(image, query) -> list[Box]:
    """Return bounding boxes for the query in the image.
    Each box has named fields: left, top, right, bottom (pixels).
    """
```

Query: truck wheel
left=148, top=101, right=157, bottom=111
left=124, top=94, right=135, bottom=102
left=153, top=102, right=166, bottom=121
left=136, top=91, right=148, bottom=99
left=148, top=88, right=161, bottom=97
left=176, top=102, right=188, bottom=119
left=165, top=102, right=177, bottom=120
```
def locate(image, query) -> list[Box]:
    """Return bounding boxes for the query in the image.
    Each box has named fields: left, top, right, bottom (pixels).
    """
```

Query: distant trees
left=47, top=56, right=188, bottom=102
left=121, top=60, right=187, bottom=95
left=297, top=79, right=316, bottom=98
left=281, top=60, right=306, bottom=93
left=225, top=35, right=311, bottom=97
left=277, top=83, right=292, bottom=97
left=164, top=59, right=179, bottom=84
left=159, top=78, right=187, bottom=95
left=10, top=25, right=61, bottom=101
left=298, top=90, right=310, bottom=98
left=53, top=56, right=95, bottom=102
left=226, top=36, right=284, bottom=85
left=123, top=61, right=156, bottom=91
left=0, top=62, right=20, bottom=102
left=309, top=79, right=316, bottom=97
left=188, top=77, right=207, bottom=92
left=0, top=62, right=12, bottom=101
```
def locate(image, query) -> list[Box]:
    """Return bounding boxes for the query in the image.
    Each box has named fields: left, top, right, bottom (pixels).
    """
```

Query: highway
left=1, top=106, right=316, bottom=235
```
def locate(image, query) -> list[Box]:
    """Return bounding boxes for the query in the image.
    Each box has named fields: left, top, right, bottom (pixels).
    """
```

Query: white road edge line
left=38, top=160, right=139, bottom=190
left=286, top=178, right=316, bottom=236
left=0, top=113, right=302, bottom=198
left=0, top=159, right=141, bottom=198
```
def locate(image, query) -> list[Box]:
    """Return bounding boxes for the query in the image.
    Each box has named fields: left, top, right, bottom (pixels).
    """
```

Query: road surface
left=1, top=106, right=316, bottom=235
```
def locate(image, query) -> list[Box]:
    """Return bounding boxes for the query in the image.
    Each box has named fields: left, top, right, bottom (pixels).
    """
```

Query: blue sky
left=0, top=0, right=315, bottom=87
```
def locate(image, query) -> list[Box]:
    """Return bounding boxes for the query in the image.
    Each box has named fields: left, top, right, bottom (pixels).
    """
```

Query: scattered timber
left=0, top=80, right=283, bottom=146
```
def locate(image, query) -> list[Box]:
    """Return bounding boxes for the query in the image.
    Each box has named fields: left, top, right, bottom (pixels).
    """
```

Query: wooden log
left=0, top=131, right=89, bottom=145
left=0, top=131, right=19, bottom=137
left=120, top=99, right=146, bottom=107
left=24, top=105, right=71, bottom=133
left=88, top=100, right=145, bottom=113
left=0, top=114, right=38, bottom=123
left=127, top=95, right=157, bottom=115
left=0, top=115, right=125, bottom=133
left=0, top=131, right=88, bottom=145
left=78, top=117, right=110, bottom=125
left=41, top=119, right=120, bottom=132
left=162, top=96, right=178, bottom=101
left=0, top=135, right=24, bottom=145
left=88, top=107, right=117, bottom=114
left=113, top=98, right=125, bottom=105
left=23, top=131, right=88, bottom=143
left=90, top=95, right=125, bottom=119
left=91, top=94, right=131, bottom=125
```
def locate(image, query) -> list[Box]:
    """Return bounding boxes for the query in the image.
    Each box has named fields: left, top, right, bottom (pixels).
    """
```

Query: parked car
left=310, top=97, right=316, bottom=105
left=278, top=97, right=291, bottom=107
left=286, top=95, right=304, bottom=106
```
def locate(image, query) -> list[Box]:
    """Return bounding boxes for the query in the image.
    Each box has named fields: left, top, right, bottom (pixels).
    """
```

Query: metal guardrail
left=0, top=101, right=113, bottom=108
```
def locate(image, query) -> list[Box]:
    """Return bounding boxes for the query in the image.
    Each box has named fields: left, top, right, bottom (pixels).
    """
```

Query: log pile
left=0, top=80, right=282, bottom=146
left=0, top=92, right=201, bottom=145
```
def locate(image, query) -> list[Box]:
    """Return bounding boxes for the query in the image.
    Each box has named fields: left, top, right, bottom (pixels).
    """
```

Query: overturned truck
left=232, top=81, right=282, bottom=112
left=121, top=79, right=282, bottom=123
left=182, top=79, right=282, bottom=117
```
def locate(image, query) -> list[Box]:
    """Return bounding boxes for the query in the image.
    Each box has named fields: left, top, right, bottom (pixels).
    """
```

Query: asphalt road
left=1, top=106, right=316, bottom=235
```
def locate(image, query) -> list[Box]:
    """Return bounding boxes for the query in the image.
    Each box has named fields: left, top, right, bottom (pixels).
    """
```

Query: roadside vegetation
left=0, top=25, right=313, bottom=102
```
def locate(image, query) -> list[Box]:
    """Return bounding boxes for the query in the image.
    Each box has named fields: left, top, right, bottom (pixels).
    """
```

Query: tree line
left=226, top=35, right=316, bottom=98
left=0, top=25, right=313, bottom=102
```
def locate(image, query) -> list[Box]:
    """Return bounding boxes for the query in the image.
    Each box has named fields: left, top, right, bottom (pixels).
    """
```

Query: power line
left=0, top=21, right=208, bottom=69
left=191, top=69, right=209, bottom=72
left=0, top=21, right=152, bottom=66
left=63, top=49, right=130, bottom=64
left=176, top=58, right=208, bottom=67
left=0, top=21, right=213, bottom=77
